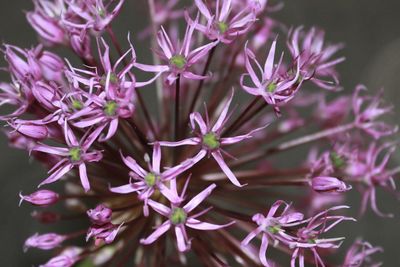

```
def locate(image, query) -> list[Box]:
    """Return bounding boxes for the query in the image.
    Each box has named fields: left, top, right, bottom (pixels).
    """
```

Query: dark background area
left=1, top=0, right=400, bottom=266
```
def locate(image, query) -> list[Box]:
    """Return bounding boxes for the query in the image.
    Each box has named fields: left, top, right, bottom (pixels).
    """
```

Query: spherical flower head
left=19, top=190, right=59, bottom=207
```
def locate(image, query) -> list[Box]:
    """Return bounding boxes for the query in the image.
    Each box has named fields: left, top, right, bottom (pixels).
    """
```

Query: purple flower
left=159, top=91, right=265, bottom=187
left=86, top=222, right=124, bottom=246
left=240, top=40, right=301, bottom=115
left=24, top=233, right=66, bottom=251
left=109, top=143, right=203, bottom=216
left=345, top=142, right=399, bottom=217
left=19, top=190, right=59, bottom=207
left=289, top=206, right=355, bottom=267
left=342, top=239, right=383, bottom=267
left=0, top=79, right=32, bottom=120
left=310, top=176, right=352, bottom=193
left=241, top=201, right=305, bottom=266
left=140, top=183, right=234, bottom=252
left=352, top=85, right=398, bottom=139
left=9, top=121, right=49, bottom=140
left=136, top=19, right=217, bottom=85
left=26, top=1, right=67, bottom=45
left=187, top=0, right=256, bottom=44
left=39, top=247, right=81, bottom=267
left=62, top=0, right=125, bottom=33
left=87, top=204, right=112, bottom=225
left=32, top=123, right=103, bottom=192
left=288, top=26, right=345, bottom=90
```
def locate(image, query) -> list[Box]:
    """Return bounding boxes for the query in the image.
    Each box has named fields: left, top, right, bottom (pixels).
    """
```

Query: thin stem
left=223, top=96, right=261, bottom=136
left=187, top=45, right=217, bottom=116
left=135, top=89, right=158, bottom=139
left=174, top=75, right=181, bottom=142
left=147, top=0, right=164, bottom=121
left=230, top=122, right=356, bottom=168
left=106, top=26, right=126, bottom=64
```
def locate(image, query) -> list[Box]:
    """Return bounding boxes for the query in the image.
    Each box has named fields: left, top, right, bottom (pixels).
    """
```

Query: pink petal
left=175, top=225, right=190, bottom=252
left=148, top=199, right=171, bottom=216
left=186, top=218, right=234, bottom=230
left=183, top=183, right=216, bottom=212
left=211, top=151, right=245, bottom=187
left=79, top=163, right=90, bottom=192
left=211, top=90, right=234, bottom=132
left=140, top=221, right=171, bottom=245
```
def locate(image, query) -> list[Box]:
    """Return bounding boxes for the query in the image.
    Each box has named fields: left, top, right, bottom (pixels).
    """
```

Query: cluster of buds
left=0, top=0, right=397, bottom=266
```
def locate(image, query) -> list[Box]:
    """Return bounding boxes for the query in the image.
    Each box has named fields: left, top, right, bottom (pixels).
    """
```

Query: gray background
left=1, top=0, right=400, bottom=266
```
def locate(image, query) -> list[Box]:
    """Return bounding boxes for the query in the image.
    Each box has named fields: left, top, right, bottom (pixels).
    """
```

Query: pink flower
left=352, top=85, right=398, bottom=139
left=0, top=79, right=32, bottom=120
left=140, top=183, right=234, bottom=252
left=86, top=222, right=124, bottom=246
left=87, top=204, right=112, bottom=225
left=24, top=233, right=66, bottom=251
left=241, top=201, right=305, bottom=266
left=310, top=176, right=352, bottom=193
left=159, top=91, right=266, bottom=187
left=32, top=123, right=103, bottom=192
left=345, top=142, right=399, bottom=217
left=62, top=0, right=125, bottom=33
left=342, top=239, right=383, bottom=267
left=109, top=143, right=203, bottom=216
left=136, top=19, right=217, bottom=85
left=39, top=247, right=81, bottom=267
left=19, top=190, right=59, bottom=207
left=187, top=0, right=256, bottom=43
left=26, top=1, right=67, bottom=45
left=240, top=40, right=301, bottom=115
left=289, top=206, right=355, bottom=267
left=288, top=27, right=345, bottom=90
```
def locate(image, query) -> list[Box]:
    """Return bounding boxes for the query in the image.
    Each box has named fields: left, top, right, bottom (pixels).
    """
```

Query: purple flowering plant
left=0, top=0, right=397, bottom=266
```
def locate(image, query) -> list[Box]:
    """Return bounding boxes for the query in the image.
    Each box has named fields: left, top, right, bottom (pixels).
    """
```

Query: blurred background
left=1, top=0, right=400, bottom=266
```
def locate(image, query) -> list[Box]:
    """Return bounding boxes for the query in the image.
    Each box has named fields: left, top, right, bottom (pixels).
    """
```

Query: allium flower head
left=1, top=0, right=398, bottom=266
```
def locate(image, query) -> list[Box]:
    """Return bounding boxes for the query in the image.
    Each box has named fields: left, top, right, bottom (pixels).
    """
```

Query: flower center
left=170, top=208, right=187, bottom=225
left=71, top=99, right=83, bottom=111
left=144, top=173, right=158, bottom=187
left=69, top=147, right=81, bottom=162
left=217, top=21, right=229, bottom=33
left=267, top=225, right=281, bottom=234
left=170, top=55, right=187, bottom=69
left=100, top=73, right=119, bottom=86
left=308, top=238, right=317, bottom=244
left=103, top=101, right=118, bottom=117
left=267, top=83, right=277, bottom=93
left=203, top=132, right=220, bottom=150
left=330, top=152, right=347, bottom=169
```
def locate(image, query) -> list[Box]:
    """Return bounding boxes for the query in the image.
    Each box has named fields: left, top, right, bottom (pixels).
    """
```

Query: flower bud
left=39, top=247, right=81, bottom=267
left=19, top=190, right=59, bottom=207
left=39, top=51, right=65, bottom=82
left=12, top=122, right=48, bottom=140
left=311, top=176, right=352, bottom=193
left=26, top=12, right=66, bottom=45
left=24, top=233, right=66, bottom=252
left=87, top=223, right=123, bottom=246
left=87, top=204, right=112, bottom=225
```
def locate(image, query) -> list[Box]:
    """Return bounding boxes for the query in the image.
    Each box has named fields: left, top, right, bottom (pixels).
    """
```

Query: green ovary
left=104, top=101, right=118, bottom=117
left=267, top=83, right=277, bottom=93
left=69, top=147, right=82, bottom=162
left=170, top=55, right=187, bottom=69
left=71, top=99, right=83, bottom=110
left=170, top=208, right=187, bottom=225
left=100, top=73, right=118, bottom=86
left=144, top=173, right=158, bottom=187
left=203, top=133, right=220, bottom=150
left=268, top=225, right=281, bottom=234
left=217, top=21, right=229, bottom=33
left=330, top=152, right=347, bottom=169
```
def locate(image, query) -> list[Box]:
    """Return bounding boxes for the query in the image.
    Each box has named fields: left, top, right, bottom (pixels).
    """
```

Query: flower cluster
left=0, top=0, right=397, bottom=266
